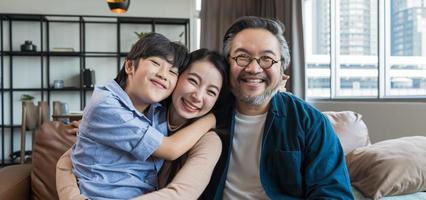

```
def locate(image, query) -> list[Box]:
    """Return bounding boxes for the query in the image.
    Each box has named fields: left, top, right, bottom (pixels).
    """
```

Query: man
left=202, top=16, right=353, bottom=199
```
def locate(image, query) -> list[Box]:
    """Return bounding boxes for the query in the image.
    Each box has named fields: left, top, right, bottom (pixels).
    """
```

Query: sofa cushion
left=346, top=136, right=426, bottom=199
left=323, top=111, right=371, bottom=155
left=0, top=164, right=32, bottom=200
left=31, top=121, right=76, bottom=200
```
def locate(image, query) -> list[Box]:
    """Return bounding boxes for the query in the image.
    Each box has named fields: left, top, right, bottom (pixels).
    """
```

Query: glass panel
left=12, top=57, right=42, bottom=88
left=337, top=0, right=378, bottom=97
left=120, top=23, right=152, bottom=52
left=387, top=0, right=426, bottom=96
left=49, top=57, right=80, bottom=88
left=85, top=57, right=117, bottom=85
left=12, top=21, right=42, bottom=52
left=49, top=22, right=80, bottom=52
left=305, top=0, right=331, bottom=98
left=85, top=23, right=117, bottom=52
left=155, top=24, right=186, bottom=45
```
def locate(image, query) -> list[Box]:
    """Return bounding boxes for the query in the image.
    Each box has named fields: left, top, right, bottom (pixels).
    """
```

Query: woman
left=56, top=48, right=229, bottom=200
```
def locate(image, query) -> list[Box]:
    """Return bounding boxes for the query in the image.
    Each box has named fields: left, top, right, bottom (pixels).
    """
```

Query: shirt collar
left=103, top=80, right=165, bottom=117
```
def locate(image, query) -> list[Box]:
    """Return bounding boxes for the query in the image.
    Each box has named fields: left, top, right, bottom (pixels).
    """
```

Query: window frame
left=305, top=0, right=426, bottom=101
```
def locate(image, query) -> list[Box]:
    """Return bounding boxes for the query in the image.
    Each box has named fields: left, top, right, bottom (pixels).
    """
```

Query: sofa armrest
left=0, top=164, right=32, bottom=200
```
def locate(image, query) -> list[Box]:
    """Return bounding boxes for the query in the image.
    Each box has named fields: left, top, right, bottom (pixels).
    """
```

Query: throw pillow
left=31, top=121, right=76, bottom=200
left=346, top=136, right=426, bottom=200
left=323, top=111, right=371, bottom=155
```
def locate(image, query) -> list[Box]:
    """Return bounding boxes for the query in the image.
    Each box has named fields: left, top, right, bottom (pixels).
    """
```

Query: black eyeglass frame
left=231, top=55, right=282, bottom=69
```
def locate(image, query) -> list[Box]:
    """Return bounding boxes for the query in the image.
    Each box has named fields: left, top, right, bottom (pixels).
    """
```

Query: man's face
left=228, top=28, right=282, bottom=106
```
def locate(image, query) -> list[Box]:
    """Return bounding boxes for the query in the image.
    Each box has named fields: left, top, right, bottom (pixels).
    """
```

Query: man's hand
left=66, top=120, right=81, bottom=135
left=279, top=74, right=290, bottom=92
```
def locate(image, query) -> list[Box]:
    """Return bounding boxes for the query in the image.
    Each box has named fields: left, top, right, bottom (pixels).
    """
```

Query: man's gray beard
left=232, top=81, right=281, bottom=106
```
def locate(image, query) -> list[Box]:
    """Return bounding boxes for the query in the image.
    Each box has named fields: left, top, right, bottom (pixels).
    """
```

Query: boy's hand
left=154, top=113, right=217, bottom=160
left=201, top=113, right=216, bottom=129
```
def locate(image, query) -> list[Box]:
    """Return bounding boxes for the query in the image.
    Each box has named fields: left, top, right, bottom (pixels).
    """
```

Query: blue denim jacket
left=202, top=92, right=354, bottom=200
left=71, top=80, right=167, bottom=200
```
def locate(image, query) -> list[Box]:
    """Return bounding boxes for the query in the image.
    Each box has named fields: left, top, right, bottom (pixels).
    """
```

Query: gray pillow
left=323, top=111, right=371, bottom=155
left=346, top=136, right=426, bottom=200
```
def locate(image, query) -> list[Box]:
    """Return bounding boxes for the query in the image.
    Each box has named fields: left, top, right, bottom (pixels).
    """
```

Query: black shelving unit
left=0, top=13, right=189, bottom=166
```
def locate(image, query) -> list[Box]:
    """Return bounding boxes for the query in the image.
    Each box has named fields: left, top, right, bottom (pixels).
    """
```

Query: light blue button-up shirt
left=71, top=80, right=167, bottom=200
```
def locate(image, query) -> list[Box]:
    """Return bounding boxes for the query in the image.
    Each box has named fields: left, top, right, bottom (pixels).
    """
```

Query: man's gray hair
left=223, top=16, right=291, bottom=71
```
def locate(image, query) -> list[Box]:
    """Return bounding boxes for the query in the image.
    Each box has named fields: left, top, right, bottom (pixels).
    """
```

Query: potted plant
left=135, top=31, right=148, bottom=39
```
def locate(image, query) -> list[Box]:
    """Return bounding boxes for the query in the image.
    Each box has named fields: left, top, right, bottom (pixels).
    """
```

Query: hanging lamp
left=107, top=0, right=130, bottom=14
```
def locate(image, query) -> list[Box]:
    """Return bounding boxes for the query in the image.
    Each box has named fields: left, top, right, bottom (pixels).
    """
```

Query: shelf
left=83, top=87, right=94, bottom=91
left=0, top=160, right=22, bottom=167
left=2, top=51, right=122, bottom=57
left=118, top=17, right=154, bottom=24
left=49, top=87, right=81, bottom=91
left=120, top=52, right=129, bottom=57
left=0, top=87, right=94, bottom=92
left=0, top=13, right=190, bottom=167
left=83, top=52, right=118, bottom=57
left=1, top=125, right=21, bottom=128
left=1, top=14, right=46, bottom=22
left=49, top=87, right=94, bottom=91
left=48, top=52, right=80, bottom=57
left=3, top=51, right=44, bottom=56
left=1, top=88, right=43, bottom=91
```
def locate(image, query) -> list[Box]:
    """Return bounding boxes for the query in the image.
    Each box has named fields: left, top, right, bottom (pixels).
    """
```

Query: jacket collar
left=269, top=92, right=288, bottom=118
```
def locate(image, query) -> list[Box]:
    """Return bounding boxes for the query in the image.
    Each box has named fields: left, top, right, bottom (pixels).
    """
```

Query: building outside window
left=304, top=0, right=426, bottom=99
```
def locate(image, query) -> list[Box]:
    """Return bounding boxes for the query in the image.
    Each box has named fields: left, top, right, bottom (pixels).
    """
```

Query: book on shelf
left=51, top=47, right=75, bottom=52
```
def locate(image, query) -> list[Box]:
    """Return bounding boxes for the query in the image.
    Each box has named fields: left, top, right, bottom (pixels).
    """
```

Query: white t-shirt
left=222, top=111, right=269, bottom=200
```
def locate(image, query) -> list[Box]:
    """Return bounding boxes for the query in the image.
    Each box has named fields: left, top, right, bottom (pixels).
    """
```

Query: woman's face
left=172, top=59, right=223, bottom=120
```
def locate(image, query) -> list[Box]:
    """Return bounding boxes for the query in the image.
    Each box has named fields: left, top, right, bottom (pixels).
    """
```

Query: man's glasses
left=231, top=54, right=280, bottom=69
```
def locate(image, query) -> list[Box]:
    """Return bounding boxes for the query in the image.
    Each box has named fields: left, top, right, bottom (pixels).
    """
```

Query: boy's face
left=125, top=56, right=179, bottom=112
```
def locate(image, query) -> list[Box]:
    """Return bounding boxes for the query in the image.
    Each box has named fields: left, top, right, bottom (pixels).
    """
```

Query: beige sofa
left=0, top=111, right=369, bottom=200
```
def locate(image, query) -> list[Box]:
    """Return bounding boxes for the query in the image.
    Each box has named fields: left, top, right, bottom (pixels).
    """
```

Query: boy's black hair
left=115, top=32, right=189, bottom=89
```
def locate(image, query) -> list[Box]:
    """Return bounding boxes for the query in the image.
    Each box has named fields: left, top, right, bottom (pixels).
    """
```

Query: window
left=195, top=0, right=202, bottom=49
left=304, top=0, right=426, bottom=99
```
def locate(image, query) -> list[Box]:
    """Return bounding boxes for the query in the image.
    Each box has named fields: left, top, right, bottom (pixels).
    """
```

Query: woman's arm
left=133, top=131, right=222, bottom=200
left=56, top=131, right=221, bottom=200
left=56, top=148, right=87, bottom=200
left=153, top=113, right=216, bottom=161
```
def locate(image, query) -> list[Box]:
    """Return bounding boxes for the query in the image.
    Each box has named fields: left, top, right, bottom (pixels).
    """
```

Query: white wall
left=0, top=0, right=192, bottom=19
left=0, top=0, right=197, bottom=50
left=311, top=101, right=426, bottom=143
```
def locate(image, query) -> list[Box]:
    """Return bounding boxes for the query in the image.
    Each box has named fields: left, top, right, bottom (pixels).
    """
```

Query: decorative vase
left=20, top=40, right=37, bottom=52
left=38, top=101, right=49, bottom=126
left=22, top=100, right=37, bottom=130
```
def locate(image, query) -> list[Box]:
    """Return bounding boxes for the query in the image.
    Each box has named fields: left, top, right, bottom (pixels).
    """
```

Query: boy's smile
left=125, top=57, right=179, bottom=113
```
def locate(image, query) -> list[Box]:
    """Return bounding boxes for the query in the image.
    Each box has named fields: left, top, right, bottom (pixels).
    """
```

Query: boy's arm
left=80, top=99, right=166, bottom=162
left=133, top=131, right=222, bottom=200
left=153, top=113, right=216, bottom=161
